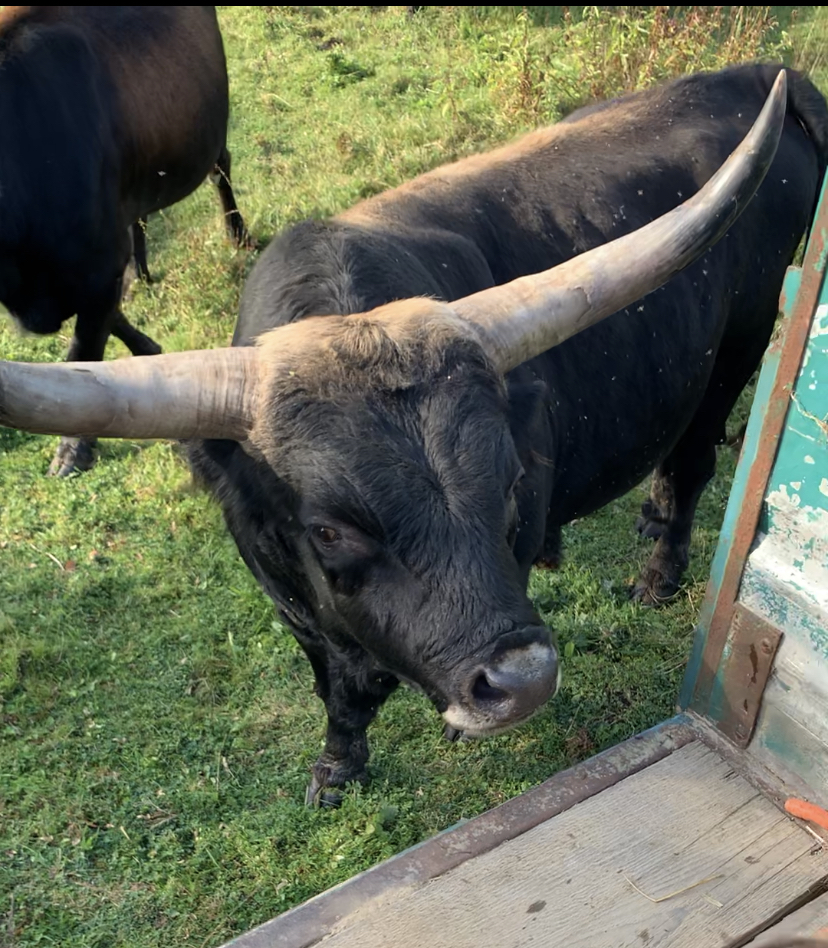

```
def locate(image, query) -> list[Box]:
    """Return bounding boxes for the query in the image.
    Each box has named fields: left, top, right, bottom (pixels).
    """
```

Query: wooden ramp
left=224, top=724, right=828, bottom=948
left=318, top=742, right=825, bottom=948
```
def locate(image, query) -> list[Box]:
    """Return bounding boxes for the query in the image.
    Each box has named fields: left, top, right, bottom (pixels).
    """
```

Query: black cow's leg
left=47, top=283, right=162, bottom=475
left=631, top=317, right=776, bottom=605
left=47, top=308, right=115, bottom=477
left=131, top=218, right=152, bottom=284
left=111, top=312, right=162, bottom=357
left=297, top=638, right=399, bottom=806
left=209, top=145, right=250, bottom=248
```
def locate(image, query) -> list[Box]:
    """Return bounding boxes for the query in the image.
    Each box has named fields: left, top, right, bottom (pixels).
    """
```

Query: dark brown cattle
left=0, top=5, right=247, bottom=474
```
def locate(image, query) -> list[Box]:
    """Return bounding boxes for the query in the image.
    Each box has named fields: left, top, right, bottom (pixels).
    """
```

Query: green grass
left=1, top=6, right=827, bottom=946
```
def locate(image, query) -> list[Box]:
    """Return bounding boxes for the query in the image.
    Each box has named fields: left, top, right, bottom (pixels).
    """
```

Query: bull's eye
left=311, top=525, right=341, bottom=549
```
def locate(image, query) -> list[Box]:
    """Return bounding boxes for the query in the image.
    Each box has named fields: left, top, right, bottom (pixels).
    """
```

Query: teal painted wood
left=681, top=170, right=828, bottom=796
left=746, top=273, right=828, bottom=789
left=678, top=263, right=803, bottom=710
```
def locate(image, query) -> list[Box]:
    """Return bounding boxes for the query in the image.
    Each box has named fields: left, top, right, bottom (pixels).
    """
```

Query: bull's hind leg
left=630, top=437, right=717, bottom=605
left=631, top=324, right=774, bottom=605
left=209, top=145, right=250, bottom=248
left=635, top=475, right=673, bottom=541
left=130, top=218, right=152, bottom=283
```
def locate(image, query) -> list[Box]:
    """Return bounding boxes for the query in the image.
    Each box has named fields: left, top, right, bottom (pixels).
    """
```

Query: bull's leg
left=534, top=520, right=563, bottom=570
left=111, top=312, right=162, bottom=357
left=631, top=320, right=775, bottom=605
left=209, top=145, right=250, bottom=249
left=635, top=471, right=674, bottom=541
left=297, top=637, right=399, bottom=806
left=131, top=218, right=152, bottom=283
left=630, top=440, right=716, bottom=605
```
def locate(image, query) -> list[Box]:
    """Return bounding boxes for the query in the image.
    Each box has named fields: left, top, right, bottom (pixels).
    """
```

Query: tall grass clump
left=479, top=5, right=792, bottom=124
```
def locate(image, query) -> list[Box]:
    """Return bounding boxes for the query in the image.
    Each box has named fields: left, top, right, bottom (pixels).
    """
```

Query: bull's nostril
left=472, top=672, right=509, bottom=704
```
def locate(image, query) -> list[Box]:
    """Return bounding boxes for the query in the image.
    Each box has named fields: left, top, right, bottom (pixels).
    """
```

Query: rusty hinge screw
left=760, top=638, right=774, bottom=655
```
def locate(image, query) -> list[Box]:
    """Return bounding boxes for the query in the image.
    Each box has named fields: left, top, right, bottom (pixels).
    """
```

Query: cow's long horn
left=0, top=348, right=260, bottom=441
left=453, top=69, right=788, bottom=372
left=0, top=72, right=786, bottom=444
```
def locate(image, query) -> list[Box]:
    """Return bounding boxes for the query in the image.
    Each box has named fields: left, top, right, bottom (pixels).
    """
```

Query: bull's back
left=341, top=65, right=826, bottom=288
left=1, top=7, right=229, bottom=219
left=239, top=64, right=827, bottom=358
left=529, top=66, right=827, bottom=521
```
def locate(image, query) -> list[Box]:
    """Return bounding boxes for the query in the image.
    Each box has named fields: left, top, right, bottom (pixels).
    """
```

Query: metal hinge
left=715, top=603, right=783, bottom=749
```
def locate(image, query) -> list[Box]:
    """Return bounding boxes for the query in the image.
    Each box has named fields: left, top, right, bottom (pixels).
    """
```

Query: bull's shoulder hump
left=338, top=97, right=681, bottom=224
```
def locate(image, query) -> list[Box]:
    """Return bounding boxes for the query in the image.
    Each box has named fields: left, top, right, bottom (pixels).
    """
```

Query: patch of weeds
left=327, top=52, right=376, bottom=88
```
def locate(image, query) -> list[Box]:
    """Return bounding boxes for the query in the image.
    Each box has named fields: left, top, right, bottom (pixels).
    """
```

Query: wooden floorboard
left=317, top=742, right=827, bottom=948
left=748, top=892, right=828, bottom=945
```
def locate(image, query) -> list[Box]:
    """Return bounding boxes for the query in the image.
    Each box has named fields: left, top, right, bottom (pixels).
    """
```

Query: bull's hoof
left=305, top=778, right=344, bottom=809
left=305, top=759, right=368, bottom=808
left=47, top=437, right=97, bottom=477
left=629, top=566, right=681, bottom=607
left=443, top=725, right=463, bottom=742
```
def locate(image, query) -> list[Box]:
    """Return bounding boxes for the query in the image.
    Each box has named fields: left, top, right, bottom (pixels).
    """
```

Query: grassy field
left=1, top=6, right=826, bottom=946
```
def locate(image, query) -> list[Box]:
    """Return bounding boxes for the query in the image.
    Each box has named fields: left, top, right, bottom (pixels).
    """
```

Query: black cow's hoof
left=629, top=567, right=680, bottom=607
left=305, top=778, right=344, bottom=809
left=443, top=725, right=463, bottom=742
left=47, top=437, right=97, bottom=477
left=305, top=758, right=367, bottom=808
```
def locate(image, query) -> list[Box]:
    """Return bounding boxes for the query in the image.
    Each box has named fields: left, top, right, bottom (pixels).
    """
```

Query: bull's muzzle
left=443, top=627, right=559, bottom=736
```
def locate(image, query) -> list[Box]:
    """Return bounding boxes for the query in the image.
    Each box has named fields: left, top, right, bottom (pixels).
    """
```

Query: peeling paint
left=762, top=487, right=828, bottom=615
left=682, top=172, right=828, bottom=760
left=800, top=301, right=828, bottom=370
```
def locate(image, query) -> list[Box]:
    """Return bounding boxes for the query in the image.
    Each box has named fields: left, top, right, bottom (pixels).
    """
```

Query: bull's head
left=0, top=73, right=787, bottom=738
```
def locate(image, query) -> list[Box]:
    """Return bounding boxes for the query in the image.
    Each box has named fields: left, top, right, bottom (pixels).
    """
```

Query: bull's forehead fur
left=251, top=298, right=502, bottom=455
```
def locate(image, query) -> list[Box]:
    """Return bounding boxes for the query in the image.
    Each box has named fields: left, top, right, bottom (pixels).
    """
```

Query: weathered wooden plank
left=222, top=718, right=697, bottom=948
left=749, top=892, right=828, bottom=946
left=316, top=743, right=827, bottom=948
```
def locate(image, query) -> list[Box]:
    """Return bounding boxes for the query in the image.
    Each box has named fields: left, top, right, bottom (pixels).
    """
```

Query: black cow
left=0, top=67, right=820, bottom=805
left=0, top=5, right=247, bottom=476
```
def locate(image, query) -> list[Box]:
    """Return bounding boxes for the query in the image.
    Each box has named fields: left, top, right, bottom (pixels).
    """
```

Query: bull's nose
left=470, top=634, right=558, bottom=722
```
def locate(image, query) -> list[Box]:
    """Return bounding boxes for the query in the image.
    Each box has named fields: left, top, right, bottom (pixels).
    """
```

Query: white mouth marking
left=442, top=661, right=562, bottom=736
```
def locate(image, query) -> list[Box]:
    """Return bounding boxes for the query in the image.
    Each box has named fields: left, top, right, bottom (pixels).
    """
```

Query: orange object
left=784, top=797, right=828, bottom=830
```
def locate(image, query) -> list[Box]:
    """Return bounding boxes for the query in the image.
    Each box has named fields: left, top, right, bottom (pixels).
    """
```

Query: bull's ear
left=507, top=378, right=547, bottom=433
